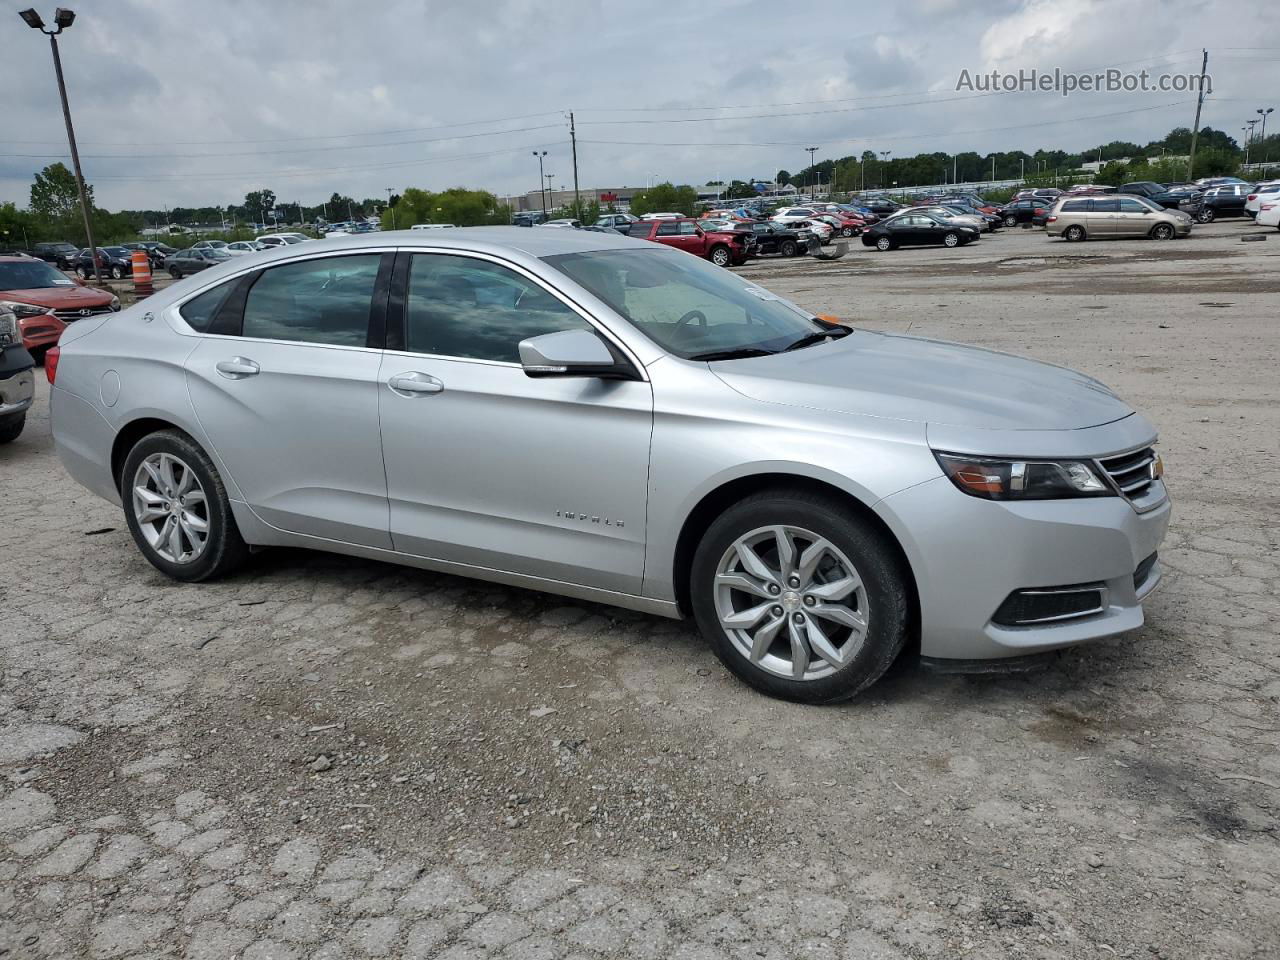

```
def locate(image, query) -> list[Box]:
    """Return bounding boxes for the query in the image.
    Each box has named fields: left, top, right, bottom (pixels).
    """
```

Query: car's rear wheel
left=120, top=430, right=249, bottom=582
left=943, top=232, right=960, bottom=247
left=77, top=266, right=90, bottom=280
left=779, top=239, right=798, bottom=257
left=1064, top=225, right=1086, bottom=242
left=1003, top=215, right=1017, bottom=227
left=1198, top=208, right=1215, bottom=223
left=875, top=236, right=893, bottom=251
left=841, top=226, right=854, bottom=237
left=709, top=245, right=732, bottom=267
left=690, top=489, right=909, bottom=704
left=168, top=267, right=182, bottom=279
left=1150, top=223, right=1175, bottom=241
left=110, top=265, right=125, bottom=280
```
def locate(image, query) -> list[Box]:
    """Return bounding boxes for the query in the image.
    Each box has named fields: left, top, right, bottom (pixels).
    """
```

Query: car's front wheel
left=168, top=267, right=182, bottom=279
left=690, top=489, right=910, bottom=704
left=709, top=245, right=732, bottom=267
left=0, top=413, right=25, bottom=445
left=77, top=266, right=91, bottom=279
left=1150, top=223, right=1175, bottom=240
left=1003, top=215, right=1017, bottom=227
left=120, top=430, right=249, bottom=582
left=875, top=236, right=893, bottom=251
left=943, top=232, right=961, bottom=247
left=779, top=239, right=798, bottom=257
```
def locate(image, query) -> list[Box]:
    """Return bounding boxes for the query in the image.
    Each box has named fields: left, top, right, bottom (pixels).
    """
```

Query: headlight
left=934, top=451, right=1113, bottom=500
left=0, top=307, right=17, bottom=346
left=110, top=295, right=121, bottom=311
left=0, top=300, right=53, bottom=319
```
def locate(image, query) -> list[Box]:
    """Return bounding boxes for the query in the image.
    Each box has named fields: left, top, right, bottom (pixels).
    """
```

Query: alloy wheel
left=944, top=232, right=959, bottom=247
left=713, top=524, right=869, bottom=681
left=131, top=452, right=210, bottom=564
left=876, top=237, right=891, bottom=251
left=1152, top=224, right=1174, bottom=240
left=1003, top=215, right=1017, bottom=226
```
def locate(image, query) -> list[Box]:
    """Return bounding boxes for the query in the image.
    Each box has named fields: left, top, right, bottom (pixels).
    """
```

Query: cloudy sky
left=4, top=0, right=1279, bottom=211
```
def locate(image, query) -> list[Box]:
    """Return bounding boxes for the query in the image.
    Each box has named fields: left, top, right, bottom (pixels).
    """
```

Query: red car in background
left=0, top=256, right=119, bottom=358
left=627, top=218, right=756, bottom=266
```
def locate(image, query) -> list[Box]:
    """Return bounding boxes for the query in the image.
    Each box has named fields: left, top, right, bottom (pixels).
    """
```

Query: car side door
left=182, top=250, right=394, bottom=547
left=1089, top=197, right=1120, bottom=235
left=376, top=250, right=653, bottom=594
left=1114, top=197, right=1151, bottom=235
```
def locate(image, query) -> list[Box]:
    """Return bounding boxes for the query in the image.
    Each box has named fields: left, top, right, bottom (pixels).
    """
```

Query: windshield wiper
left=688, top=347, right=776, bottom=362
left=782, top=325, right=853, bottom=352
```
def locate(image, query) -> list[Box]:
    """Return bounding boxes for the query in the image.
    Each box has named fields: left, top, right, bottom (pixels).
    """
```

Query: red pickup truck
left=626, top=218, right=755, bottom=266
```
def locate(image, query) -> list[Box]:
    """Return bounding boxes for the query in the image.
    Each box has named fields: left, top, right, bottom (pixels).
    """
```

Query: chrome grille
left=1097, top=446, right=1157, bottom=502
left=54, top=306, right=113, bottom=322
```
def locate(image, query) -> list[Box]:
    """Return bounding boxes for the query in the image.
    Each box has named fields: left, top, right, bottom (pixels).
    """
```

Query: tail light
left=45, top=345, right=60, bottom=384
left=1046, top=215, right=1058, bottom=223
left=1247, top=194, right=1257, bottom=201
left=1034, top=207, right=1045, bottom=215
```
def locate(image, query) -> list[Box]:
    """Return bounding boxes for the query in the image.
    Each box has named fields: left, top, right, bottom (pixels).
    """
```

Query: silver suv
left=49, top=229, right=1170, bottom=702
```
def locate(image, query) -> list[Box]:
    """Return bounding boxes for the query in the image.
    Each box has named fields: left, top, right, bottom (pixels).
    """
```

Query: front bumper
left=0, top=351, right=36, bottom=418
left=880, top=474, right=1171, bottom=661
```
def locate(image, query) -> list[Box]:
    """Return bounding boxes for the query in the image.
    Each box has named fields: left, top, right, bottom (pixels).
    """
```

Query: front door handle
left=215, top=357, right=260, bottom=379
left=388, top=372, right=444, bottom=396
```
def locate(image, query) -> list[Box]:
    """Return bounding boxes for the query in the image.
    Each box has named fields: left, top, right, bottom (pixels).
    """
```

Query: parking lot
left=1, top=222, right=1277, bottom=959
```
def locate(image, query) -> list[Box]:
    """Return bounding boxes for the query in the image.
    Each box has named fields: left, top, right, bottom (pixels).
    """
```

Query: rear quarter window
left=178, top=281, right=236, bottom=333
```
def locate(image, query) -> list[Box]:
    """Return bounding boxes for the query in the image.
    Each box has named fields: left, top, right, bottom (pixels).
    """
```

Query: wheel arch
left=111, top=417, right=193, bottom=493
left=670, top=472, right=920, bottom=642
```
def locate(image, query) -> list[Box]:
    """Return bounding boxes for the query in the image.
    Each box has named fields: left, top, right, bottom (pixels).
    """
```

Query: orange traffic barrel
left=130, top=250, right=154, bottom=298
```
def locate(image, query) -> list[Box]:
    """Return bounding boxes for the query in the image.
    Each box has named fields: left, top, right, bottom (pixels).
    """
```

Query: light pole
left=805, top=146, right=818, bottom=198
left=20, top=7, right=102, bottom=284
left=385, top=187, right=395, bottom=229
left=878, top=151, right=890, bottom=190
left=532, top=151, right=548, bottom=215
left=544, top=173, right=555, bottom=211
left=1242, top=125, right=1252, bottom=165
left=1259, top=107, right=1274, bottom=162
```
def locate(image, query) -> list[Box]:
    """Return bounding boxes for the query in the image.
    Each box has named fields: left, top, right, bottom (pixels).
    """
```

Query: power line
left=0, top=123, right=565, bottom=161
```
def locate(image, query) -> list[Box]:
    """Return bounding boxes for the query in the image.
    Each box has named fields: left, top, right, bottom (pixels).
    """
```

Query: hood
left=1, top=286, right=114, bottom=309
left=710, top=330, right=1133, bottom=431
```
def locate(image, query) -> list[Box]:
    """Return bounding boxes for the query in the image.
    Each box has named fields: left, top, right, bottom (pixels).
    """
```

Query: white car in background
left=1244, top=181, right=1280, bottom=217
left=639, top=212, right=682, bottom=220
left=1255, top=199, right=1280, bottom=229
left=771, top=207, right=822, bottom=225
left=257, top=233, right=310, bottom=249
left=225, top=241, right=266, bottom=256
left=192, top=240, right=228, bottom=251
left=798, top=219, right=834, bottom=241
left=409, top=223, right=457, bottom=230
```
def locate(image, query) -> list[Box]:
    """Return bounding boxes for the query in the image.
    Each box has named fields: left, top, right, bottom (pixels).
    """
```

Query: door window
left=678, top=222, right=700, bottom=235
left=240, top=254, right=381, bottom=347
left=656, top=222, right=680, bottom=236
left=179, top=281, right=236, bottom=332
left=1117, top=198, right=1148, bottom=213
left=403, top=254, right=591, bottom=363
left=1092, top=198, right=1120, bottom=212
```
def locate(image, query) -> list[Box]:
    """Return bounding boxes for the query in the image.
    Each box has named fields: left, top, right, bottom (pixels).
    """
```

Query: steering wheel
left=675, top=309, right=708, bottom=328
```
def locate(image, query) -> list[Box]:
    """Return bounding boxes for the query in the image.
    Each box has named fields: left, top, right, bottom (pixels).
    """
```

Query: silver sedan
left=49, top=228, right=1170, bottom=702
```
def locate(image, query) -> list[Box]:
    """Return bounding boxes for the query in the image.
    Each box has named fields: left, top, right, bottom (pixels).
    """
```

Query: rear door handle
left=388, top=372, right=444, bottom=396
left=215, top=357, right=260, bottom=379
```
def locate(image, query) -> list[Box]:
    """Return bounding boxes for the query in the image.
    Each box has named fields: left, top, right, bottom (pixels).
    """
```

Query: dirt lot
left=2, top=222, right=1277, bottom=959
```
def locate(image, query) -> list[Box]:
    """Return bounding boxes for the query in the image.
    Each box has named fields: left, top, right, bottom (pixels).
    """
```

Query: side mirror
left=1140, top=208, right=1151, bottom=214
left=518, top=328, right=637, bottom=380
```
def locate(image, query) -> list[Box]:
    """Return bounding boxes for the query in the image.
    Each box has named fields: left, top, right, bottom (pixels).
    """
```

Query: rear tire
left=168, top=267, right=182, bottom=279
left=1197, top=208, right=1215, bottom=223
left=1003, top=215, right=1017, bottom=227
left=779, top=239, right=798, bottom=257
left=120, top=430, right=249, bottom=582
left=0, top=414, right=25, bottom=445
left=1064, top=225, right=1086, bottom=242
left=690, top=489, right=910, bottom=704
left=111, top=265, right=125, bottom=280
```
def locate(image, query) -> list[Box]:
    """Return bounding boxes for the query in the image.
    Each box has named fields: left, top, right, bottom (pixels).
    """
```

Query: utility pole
left=1243, top=126, right=1252, bottom=166
left=532, top=151, right=548, bottom=216
left=569, top=112, right=581, bottom=220
left=386, top=187, right=395, bottom=229
left=1187, top=48, right=1209, bottom=180
left=805, top=146, right=818, bottom=198
left=20, top=8, right=103, bottom=284
left=1258, top=107, right=1274, bottom=162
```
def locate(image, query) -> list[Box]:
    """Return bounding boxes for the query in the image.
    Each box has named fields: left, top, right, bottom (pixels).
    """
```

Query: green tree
left=722, top=180, right=757, bottom=200
left=775, top=169, right=791, bottom=186
left=0, top=202, right=36, bottom=250
left=381, top=187, right=508, bottom=229
left=629, top=183, right=697, bottom=216
left=243, top=189, right=277, bottom=223
left=30, top=162, right=89, bottom=222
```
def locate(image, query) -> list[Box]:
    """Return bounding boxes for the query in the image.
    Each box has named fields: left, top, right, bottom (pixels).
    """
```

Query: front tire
left=690, top=489, right=910, bottom=704
left=1150, top=223, right=1175, bottom=240
left=168, top=267, right=182, bottom=279
left=78, top=266, right=90, bottom=280
left=779, top=239, right=798, bottom=257
left=1003, top=215, right=1017, bottom=227
left=111, top=265, right=125, bottom=280
left=943, top=232, right=960, bottom=247
left=875, top=235, right=893, bottom=251
left=120, top=430, right=249, bottom=582
left=0, top=413, right=25, bottom=445
left=709, top=245, right=732, bottom=267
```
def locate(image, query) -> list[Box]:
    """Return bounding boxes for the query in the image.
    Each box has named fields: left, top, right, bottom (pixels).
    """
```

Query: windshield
left=0, top=260, right=77, bottom=290
left=544, top=247, right=826, bottom=360
left=103, top=246, right=128, bottom=257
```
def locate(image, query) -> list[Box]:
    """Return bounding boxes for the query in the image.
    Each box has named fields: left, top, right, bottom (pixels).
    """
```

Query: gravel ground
left=1, top=221, right=1277, bottom=959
